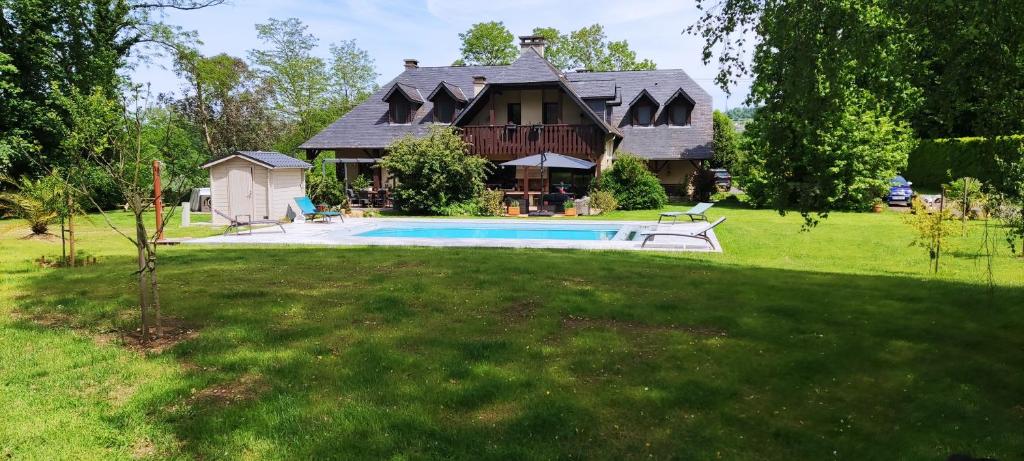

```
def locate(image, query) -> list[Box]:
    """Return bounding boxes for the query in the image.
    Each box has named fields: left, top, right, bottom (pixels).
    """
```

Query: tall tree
left=711, top=110, right=739, bottom=169
left=532, top=24, right=656, bottom=71
left=457, top=21, right=518, bottom=66
left=249, top=17, right=331, bottom=120
left=329, top=39, right=378, bottom=101
left=173, top=51, right=277, bottom=155
left=0, top=0, right=224, bottom=178
left=689, top=0, right=922, bottom=221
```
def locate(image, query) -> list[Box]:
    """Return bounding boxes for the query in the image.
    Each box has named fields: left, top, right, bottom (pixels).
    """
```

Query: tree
left=688, top=0, right=922, bottom=222
left=740, top=91, right=915, bottom=213
left=59, top=86, right=190, bottom=343
left=532, top=25, right=656, bottom=71
left=0, top=0, right=224, bottom=179
left=249, top=18, right=331, bottom=120
left=599, top=153, right=667, bottom=210
left=329, top=39, right=378, bottom=101
left=380, top=127, right=491, bottom=214
left=173, top=51, right=278, bottom=155
left=712, top=110, right=739, bottom=169
left=457, top=21, right=518, bottom=66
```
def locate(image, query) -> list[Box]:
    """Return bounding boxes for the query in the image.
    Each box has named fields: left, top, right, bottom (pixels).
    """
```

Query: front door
left=228, top=166, right=254, bottom=218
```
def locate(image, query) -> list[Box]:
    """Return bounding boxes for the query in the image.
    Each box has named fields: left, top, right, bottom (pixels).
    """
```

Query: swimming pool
left=354, top=222, right=624, bottom=241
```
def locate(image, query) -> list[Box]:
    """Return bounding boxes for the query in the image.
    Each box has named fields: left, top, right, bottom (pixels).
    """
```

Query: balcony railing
left=461, top=124, right=604, bottom=157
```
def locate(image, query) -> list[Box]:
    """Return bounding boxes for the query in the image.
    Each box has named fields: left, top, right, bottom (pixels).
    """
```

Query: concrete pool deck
left=184, top=218, right=723, bottom=252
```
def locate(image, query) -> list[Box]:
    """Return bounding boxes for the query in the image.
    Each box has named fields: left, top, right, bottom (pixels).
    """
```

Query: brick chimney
left=403, top=59, right=419, bottom=69
left=472, top=76, right=486, bottom=97
left=519, top=35, right=546, bottom=57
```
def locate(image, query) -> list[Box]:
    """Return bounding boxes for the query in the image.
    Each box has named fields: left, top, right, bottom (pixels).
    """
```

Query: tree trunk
left=134, top=210, right=150, bottom=343
left=148, top=245, right=162, bottom=339
left=68, top=203, right=76, bottom=267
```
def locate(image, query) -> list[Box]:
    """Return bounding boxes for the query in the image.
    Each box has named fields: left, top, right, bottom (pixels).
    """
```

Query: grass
left=1, top=204, right=1022, bottom=460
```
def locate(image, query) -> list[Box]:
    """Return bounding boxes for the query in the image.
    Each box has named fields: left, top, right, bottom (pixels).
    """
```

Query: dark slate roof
left=382, top=82, right=424, bottom=104
left=567, top=70, right=713, bottom=160
left=302, top=50, right=713, bottom=160
left=427, top=81, right=467, bottom=103
left=202, top=151, right=312, bottom=169
left=569, top=79, right=617, bottom=99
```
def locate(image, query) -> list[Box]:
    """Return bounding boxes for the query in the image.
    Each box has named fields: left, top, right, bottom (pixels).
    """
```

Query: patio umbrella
left=500, top=153, right=595, bottom=215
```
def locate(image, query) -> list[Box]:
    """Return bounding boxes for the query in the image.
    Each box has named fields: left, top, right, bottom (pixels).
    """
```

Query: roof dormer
left=382, top=83, right=423, bottom=124
left=628, top=89, right=659, bottom=127
left=427, top=81, right=468, bottom=124
left=662, top=88, right=695, bottom=127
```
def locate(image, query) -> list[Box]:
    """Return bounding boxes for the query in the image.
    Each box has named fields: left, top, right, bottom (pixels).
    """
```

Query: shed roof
left=202, top=151, right=312, bottom=170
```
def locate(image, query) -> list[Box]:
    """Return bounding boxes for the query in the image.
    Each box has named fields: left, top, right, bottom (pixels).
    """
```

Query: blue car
left=887, top=175, right=914, bottom=206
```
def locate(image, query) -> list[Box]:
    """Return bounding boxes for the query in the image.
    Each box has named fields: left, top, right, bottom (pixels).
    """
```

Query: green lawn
left=1, top=205, right=1022, bottom=460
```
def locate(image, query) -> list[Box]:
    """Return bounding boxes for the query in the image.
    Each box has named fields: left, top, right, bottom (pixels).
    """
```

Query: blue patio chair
left=658, top=202, right=715, bottom=224
left=294, top=196, right=344, bottom=223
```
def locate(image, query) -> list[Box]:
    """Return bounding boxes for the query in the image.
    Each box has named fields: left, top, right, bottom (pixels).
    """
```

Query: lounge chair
left=294, top=196, right=344, bottom=223
left=214, top=209, right=286, bottom=235
left=658, top=202, right=715, bottom=224
left=640, top=217, right=726, bottom=249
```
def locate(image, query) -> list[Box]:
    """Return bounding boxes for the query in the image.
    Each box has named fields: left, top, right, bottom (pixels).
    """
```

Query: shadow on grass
left=11, top=246, right=1024, bottom=460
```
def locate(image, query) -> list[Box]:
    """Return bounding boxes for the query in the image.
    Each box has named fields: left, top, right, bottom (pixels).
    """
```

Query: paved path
left=185, top=218, right=722, bottom=252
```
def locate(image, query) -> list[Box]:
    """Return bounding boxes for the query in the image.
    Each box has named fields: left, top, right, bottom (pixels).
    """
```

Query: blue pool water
left=356, top=225, right=620, bottom=241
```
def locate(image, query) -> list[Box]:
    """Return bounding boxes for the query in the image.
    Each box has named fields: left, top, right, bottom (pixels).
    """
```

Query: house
left=301, top=35, right=712, bottom=205
left=202, top=151, right=312, bottom=225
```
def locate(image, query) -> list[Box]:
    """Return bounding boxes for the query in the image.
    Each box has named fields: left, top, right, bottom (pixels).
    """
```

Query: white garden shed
left=202, top=151, right=312, bottom=225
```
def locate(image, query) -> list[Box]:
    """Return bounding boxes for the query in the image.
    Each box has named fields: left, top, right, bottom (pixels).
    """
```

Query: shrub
left=0, top=173, right=65, bottom=235
left=590, top=190, right=618, bottom=214
left=435, top=201, right=481, bottom=216
left=381, top=127, right=492, bottom=214
left=944, top=177, right=985, bottom=220
left=599, top=153, right=667, bottom=210
left=906, top=136, right=1024, bottom=193
left=476, top=189, right=505, bottom=216
left=306, top=168, right=346, bottom=207
left=351, top=174, right=372, bottom=191
left=691, top=168, right=717, bottom=202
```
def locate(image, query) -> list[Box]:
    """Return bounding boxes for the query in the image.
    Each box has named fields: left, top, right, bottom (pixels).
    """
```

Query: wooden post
left=152, top=160, right=164, bottom=241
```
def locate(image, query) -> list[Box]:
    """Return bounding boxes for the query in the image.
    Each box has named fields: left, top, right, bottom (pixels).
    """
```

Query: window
left=586, top=100, right=608, bottom=122
left=507, top=103, right=521, bottom=125
left=391, top=99, right=411, bottom=124
left=543, top=102, right=560, bottom=124
left=670, top=103, right=690, bottom=126
left=434, top=97, right=455, bottom=123
left=634, top=104, right=653, bottom=126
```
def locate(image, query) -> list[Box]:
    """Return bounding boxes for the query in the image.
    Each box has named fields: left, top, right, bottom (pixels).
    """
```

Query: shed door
left=228, top=166, right=254, bottom=218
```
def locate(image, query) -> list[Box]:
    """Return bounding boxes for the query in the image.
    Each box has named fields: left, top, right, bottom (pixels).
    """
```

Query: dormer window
left=634, top=104, right=653, bottom=126
left=664, top=88, right=695, bottom=127
left=382, top=82, right=424, bottom=125
left=628, top=89, right=659, bottom=127
left=391, top=99, right=412, bottom=124
left=426, top=81, right=467, bottom=124
left=434, top=98, right=456, bottom=123
left=669, top=104, right=690, bottom=126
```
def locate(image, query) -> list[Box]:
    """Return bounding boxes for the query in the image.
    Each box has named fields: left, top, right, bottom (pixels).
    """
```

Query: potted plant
left=563, top=200, right=576, bottom=216
left=507, top=198, right=521, bottom=216
left=871, top=197, right=885, bottom=213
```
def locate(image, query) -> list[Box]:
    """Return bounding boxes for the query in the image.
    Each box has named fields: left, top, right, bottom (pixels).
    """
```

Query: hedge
left=905, top=135, right=1023, bottom=191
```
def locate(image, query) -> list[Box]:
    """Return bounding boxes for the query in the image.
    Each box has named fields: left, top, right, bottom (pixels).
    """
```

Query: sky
left=131, top=0, right=753, bottom=110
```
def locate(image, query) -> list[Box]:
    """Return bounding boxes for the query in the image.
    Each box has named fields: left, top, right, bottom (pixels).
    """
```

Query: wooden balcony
left=461, top=124, right=604, bottom=158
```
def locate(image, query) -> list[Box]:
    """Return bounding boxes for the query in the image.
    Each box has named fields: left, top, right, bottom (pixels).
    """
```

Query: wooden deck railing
left=460, top=124, right=604, bottom=157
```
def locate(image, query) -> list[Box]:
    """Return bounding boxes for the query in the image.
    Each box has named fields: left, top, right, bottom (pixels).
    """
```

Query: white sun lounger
left=640, top=217, right=726, bottom=249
